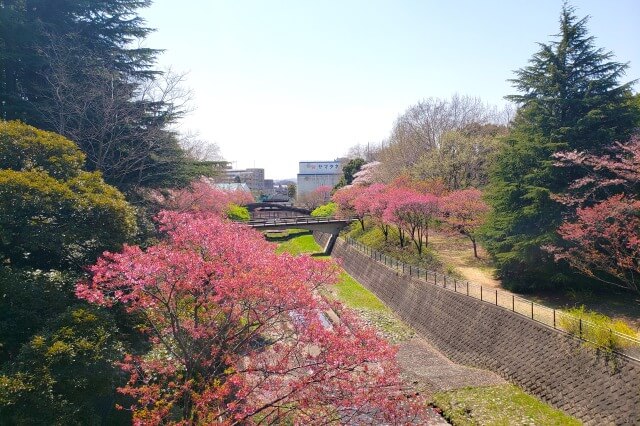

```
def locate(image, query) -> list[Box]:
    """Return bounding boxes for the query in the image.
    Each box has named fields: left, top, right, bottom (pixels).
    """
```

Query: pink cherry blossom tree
left=384, top=189, right=439, bottom=255
left=362, top=183, right=392, bottom=241
left=333, top=185, right=367, bottom=230
left=440, top=188, right=489, bottom=258
left=297, top=185, right=332, bottom=210
left=77, top=211, right=422, bottom=424
left=161, top=178, right=254, bottom=215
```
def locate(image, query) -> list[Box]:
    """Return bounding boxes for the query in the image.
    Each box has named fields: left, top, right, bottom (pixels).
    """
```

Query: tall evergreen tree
left=0, top=0, right=157, bottom=126
left=0, top=1, right=203, bottom=188
left=482, top=4, right=639, bottom=290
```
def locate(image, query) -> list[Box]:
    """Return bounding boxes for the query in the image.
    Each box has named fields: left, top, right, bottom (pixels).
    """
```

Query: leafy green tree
left=226, top=203, right=250, bottom=221
left=0, top=267, right=77, bottom=362
left=0, top=121, right=136, bottom=269
left=412, top=124, right=505, bottom=190
left=334, top=157, right=365, bottom=190
left=482, top=5, right=640, bottom=290
left=0, top=122, right=137, bottom=423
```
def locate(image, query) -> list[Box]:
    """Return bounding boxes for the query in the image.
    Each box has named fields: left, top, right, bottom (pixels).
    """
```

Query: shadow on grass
left=264, top=229, right=312, bottom=243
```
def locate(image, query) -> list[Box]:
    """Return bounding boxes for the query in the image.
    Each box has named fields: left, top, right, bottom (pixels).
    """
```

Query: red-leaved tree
left=553, top=195, right=639, bottom=293
left=441, top=188, right=489, bottom=258
left=549, top=136, right=640, bottom=293
left=77, top=211, right=421, bottom=424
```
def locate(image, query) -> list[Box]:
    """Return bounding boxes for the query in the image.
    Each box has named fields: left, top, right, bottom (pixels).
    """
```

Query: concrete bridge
left=247, top=216, right=353, bottom=254
left=246, top=203, right=312, bottom=220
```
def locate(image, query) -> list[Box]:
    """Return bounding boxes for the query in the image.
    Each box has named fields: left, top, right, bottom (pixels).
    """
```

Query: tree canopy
left=0, top=0, right=208, bottom=189
left=77, top=211, right=423, bottom=424
left=0, top=121, right=136, bottom=269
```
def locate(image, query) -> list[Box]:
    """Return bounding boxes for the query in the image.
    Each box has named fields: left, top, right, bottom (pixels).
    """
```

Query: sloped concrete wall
left=320, top=234, right=640, bottom=425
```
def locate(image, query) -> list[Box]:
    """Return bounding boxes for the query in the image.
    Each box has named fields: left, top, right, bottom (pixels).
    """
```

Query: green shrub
left=0, top=121, right=136, bottom=269
left=226, top=204, right=250, bottom=221
left=311, top=202, right=337, bottom=217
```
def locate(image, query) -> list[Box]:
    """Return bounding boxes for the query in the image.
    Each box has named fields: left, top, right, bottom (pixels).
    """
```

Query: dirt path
left=429, top=232, right=502, bottom=289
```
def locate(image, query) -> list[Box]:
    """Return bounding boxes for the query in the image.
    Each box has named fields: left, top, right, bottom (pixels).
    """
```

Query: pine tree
left=482, top=4, right=639, bottom=290
left=0, top=1, right=201, bottom=188
left=0, top=0, right=156, bottom=126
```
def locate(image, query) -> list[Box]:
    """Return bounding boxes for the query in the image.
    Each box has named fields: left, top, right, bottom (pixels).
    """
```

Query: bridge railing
left=343, top=236, right=640, bottom=361
left=247, top=216, right=349, bottom=227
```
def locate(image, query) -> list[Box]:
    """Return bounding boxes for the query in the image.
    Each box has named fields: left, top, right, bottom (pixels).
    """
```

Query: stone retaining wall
left=319, top=234, right=640, bottom=425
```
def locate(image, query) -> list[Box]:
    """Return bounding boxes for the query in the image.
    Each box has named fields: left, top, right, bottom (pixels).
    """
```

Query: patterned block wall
left=320, top=234, right=640, bottom=425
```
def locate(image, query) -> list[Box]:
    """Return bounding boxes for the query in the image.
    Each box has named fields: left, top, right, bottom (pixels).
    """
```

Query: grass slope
left=433, top=385, right=580, bottom=426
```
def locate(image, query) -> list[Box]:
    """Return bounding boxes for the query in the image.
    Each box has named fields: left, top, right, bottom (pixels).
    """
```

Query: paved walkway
left=397, top=337, right=505, bottom=393
left=390, top=336, right=505, bottom=425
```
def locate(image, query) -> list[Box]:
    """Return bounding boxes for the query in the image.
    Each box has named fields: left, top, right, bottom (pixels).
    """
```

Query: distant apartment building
left=297, top=161, right=343, bottom=199
left=222, top=168, right=265, bottom=191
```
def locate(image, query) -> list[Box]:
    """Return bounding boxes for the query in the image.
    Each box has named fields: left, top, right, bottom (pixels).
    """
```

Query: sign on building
left=299, top=162, right=341, bottom=175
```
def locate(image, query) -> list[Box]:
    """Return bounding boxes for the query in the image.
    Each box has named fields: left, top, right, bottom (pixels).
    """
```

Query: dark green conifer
left=482, top=4, right=639, bottom=290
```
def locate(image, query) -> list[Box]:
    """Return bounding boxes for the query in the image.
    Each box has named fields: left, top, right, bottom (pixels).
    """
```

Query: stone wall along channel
left=317, top=233, right=640, bottom=425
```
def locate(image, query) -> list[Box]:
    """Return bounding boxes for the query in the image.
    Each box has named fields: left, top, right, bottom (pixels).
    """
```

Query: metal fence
left=343, top=237, right=640, bottom=361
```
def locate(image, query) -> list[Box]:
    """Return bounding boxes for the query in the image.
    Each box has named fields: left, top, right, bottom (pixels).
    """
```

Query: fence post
left=409, top=265, right=412, bottom=276
left=480, top=286, right=483, bottom=301
left=579, top=319, right=582, bottom=339
left=454, top=279, right=457, bottom=292
left=553, top=310, right=556, bottom=328
left=531, top=302, right=534, bottom=320
left=466, top=281, right=469, bottom=296
left=495, top=289, right=498, bottom=305
left=512, top=295, right=515, bottom=312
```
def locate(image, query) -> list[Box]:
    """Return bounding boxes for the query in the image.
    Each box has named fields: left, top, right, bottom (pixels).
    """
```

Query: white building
left=296, top=161, right=343, bottom=199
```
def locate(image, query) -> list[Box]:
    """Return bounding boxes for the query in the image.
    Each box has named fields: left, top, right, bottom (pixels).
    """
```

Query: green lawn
left=269, top=230, right=326, bottom=256
left=433, top=385, right=581, bottom=426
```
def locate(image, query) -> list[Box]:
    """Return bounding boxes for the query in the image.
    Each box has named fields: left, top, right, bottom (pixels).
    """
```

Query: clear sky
left=141, top=0, right=640, bottom=180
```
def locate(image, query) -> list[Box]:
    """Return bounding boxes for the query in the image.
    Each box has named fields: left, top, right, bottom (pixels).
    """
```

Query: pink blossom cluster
left=332, top=178, right=488, bottom=257
left=549, top=135, right=640, bottom=292
left=77, top=211, right=423, bottom=424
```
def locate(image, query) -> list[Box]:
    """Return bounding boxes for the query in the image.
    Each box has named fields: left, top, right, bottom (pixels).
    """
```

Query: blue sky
left=141, top=1, right=640, bottom=179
